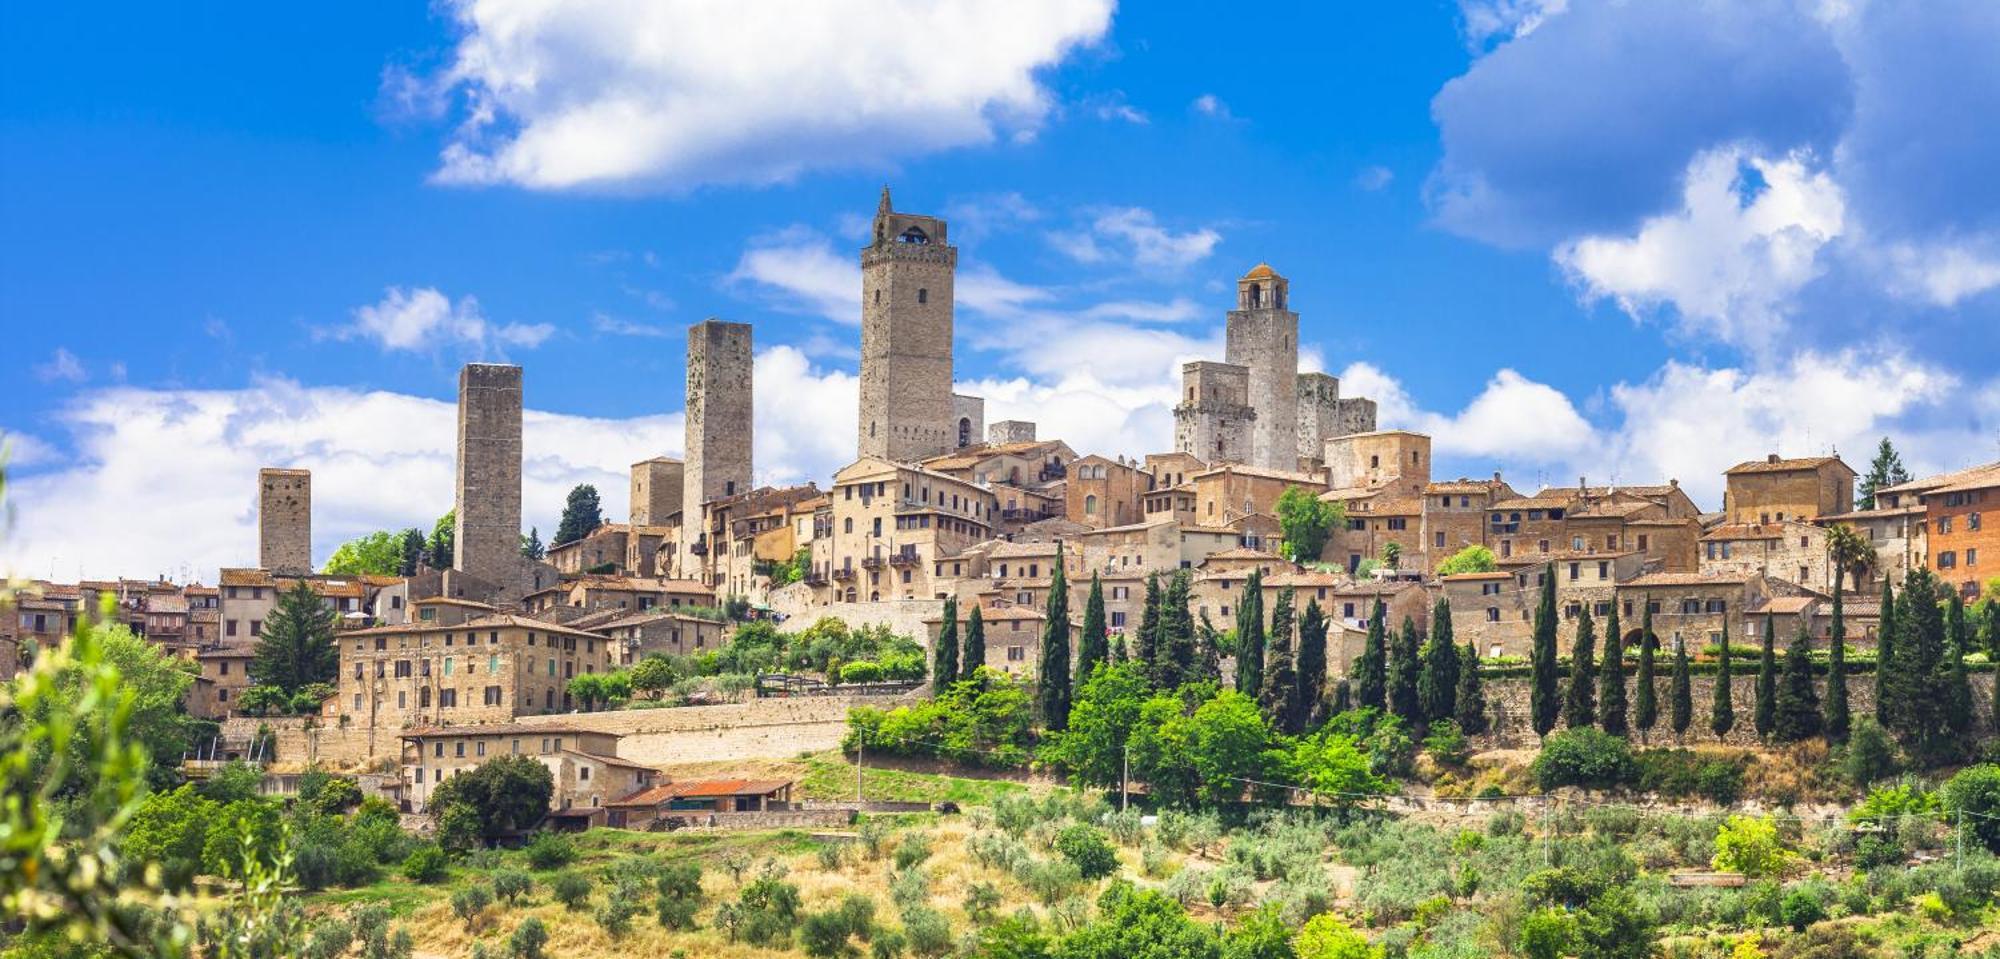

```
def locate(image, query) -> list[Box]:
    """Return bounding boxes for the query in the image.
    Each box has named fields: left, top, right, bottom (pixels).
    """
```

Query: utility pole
left=855, top=739, right=864, bottom=805
left=1957, top=807, right=1964, bottom=870
left=1121, top=744, right=1130, bottom=813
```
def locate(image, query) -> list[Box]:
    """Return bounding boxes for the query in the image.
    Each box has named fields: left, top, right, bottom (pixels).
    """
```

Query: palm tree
left=1825, top=523, right=1874, bottom=594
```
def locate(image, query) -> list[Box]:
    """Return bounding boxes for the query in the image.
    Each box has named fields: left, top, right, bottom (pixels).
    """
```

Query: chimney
left=1766, top=453, right=1780, bottom=464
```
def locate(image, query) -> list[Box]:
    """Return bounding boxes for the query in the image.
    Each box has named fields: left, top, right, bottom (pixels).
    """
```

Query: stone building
left=859, top=189, right=961, bottom=463
left=547, top=524, right=632, bottom=576
left=1327, top=488, right=1424, bottom=573
left=988, top=421, right=1037, bottom=445
left=1698, top=521, right=1833, bottom=591
left=1175, top=361, right=1256, bottom=465
left=1324, top=430, right=1432, bottom=493
left=1612, top=571, right=1809, bottom=655
left=1721, top=454, right=1856, bottom=524
left=1296, top=372, right=1379, bottom=474
left=629, top=457, right=684, bottom=527
left=923, top=601, right=1058, bottom=681
left=1224, top=264, right=1300, bottom=471
left=334, top=615, right=616, bottom=729
left=399, top=724, right=658, bottom=817
left=521, top=575, right=713, bottom=617
left=593, top=609, right=729, bottom=664
left=824, top=457, right=999, bottom=602
left=682, top=319, right=754, bottom=569
left=452, top=364, right=551, bottom=599
left=1066, top=454, right=1152, bottom=530
left=1189, top=462, right=1320, bottom=531
left=1815, top=504, right=1924, bottom=594
left=1420, top=476, right=1520, bottom=569
left=951, top=394, right=986, bottom=451
left=1911, top=461, right=1999, bottom=600
left=258, top=468, right=312, bottom=574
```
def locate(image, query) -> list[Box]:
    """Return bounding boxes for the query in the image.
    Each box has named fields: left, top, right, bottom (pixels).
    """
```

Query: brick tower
left=859, top=187, right=958, bottom=462
left=1224, top=264, right=1300, bottom=471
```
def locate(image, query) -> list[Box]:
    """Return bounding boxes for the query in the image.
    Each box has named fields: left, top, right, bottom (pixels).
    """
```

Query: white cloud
left=34, top=348, right=86, bottom=384
left=1556, top=146, right=1845, bottom=355
left=591, top=312, right=672, bottom=338
left=753, top=346, right=858, bottom=489
left=333, top=286, right=556, bottom=354
left=728, top=229, right=862, bottom=325
left=1883, top=239, right=2000, bottom=307
left=1055, top=207, right=1221, bottom=270
left=422, top=0, right=1115, bottom=190
left=958, top=371, right=1176, bottom=462
left=1190, top=94, right=1233, bottom=120
left=1340, top=363, right=1595, bottom=465
left=1353, top=165, right=1395, bottom=191
left=1457, top=0, right=1569, bottom=51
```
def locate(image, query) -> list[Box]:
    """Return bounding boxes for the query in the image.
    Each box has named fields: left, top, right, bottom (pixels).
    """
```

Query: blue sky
left=4, top=0, right=1998, bottom=580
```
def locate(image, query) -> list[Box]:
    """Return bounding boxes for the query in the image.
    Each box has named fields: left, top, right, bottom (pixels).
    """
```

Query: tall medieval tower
left=682, top=319, right=753, bottom=552
left=257, top=467, right=312, bottom=574
left=859, top=188, right=957, bottom=463
left=453, top=363, right=524, bottom=586
left=1224, top=264, right=1301, bottom=472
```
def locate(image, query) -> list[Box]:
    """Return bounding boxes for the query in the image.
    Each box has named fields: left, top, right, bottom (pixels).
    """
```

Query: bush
left=1780, top=886, right=1826, bottom=931
left=901, top=905, right=952, bottom=958
left=1941, top=764, right=2000, bottom=853
left=839, top=661, right=886, bottom=684
left=1054, top=825, right=1120, bottom=880
left=1712, top=816, right=1792, bottom=878
left=655, top=861, right=704, bottom=929
left=493, top=869, right=533, bottom=903
left=597, top=895, right=640, bottom=937
left=508, top=917, right=549, bottom=959
left=451, top=885, right=492, bottom=930
left=893, top=831, right=934, bottom=870
left=401, top=843, right=448, bottom=884
left=1532, top=727, right=1635, bottom=791
left=1633, top=749, right=1745, bottom=804
left=524, top=831, right=578, bottom=870
left=553, top=872, right=593, bottom=910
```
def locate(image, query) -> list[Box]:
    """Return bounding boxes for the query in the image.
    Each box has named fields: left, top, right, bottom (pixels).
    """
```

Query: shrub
left=1941, top=764, right=2000, bottom=853
left=1712, top=816, right=1793, bottom=878
left=492, top=869, right=533, bottom=903
left=1780, top=886, right=1826, bottom=931
left=508, top=917, right=549, bottom=959
left=1532, top=727, right=1635, bottom=791
left=552, top=872, right=593, bottom=910
left=597, top=895, right=640, bottom=937
left=451, top=884, right=492, bottom=930
left=401, top=843, right=448, bottom=884
left=893, top=831, right=933, bottom=870
left=1633, top=749, right=1745, bottom=804
left=524, top=831, right=578, bottom=870
left=901, top=905, right=953, bottom=958
left=1054, top=824, right=1120, bottom=880
left=737, top=871, right=803, bottom=947
left=656, top=861, right=704, bottom=929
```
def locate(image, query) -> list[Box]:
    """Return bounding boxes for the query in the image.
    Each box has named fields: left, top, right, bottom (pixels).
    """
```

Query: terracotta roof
left=1191, top=463, right=1321, bottom=485
left=559, top=748, right=658, bottom=771
left=1877, top=462, right=1999, bottom=496
left=1330, top=580, right=1425, bottom=597
left=1199, top=547, right=1283, bottom=563
left=592, top=609, right=721, bottom=632
left=919, top=440, right=1069, bottom=472
left=219, top=568, right=276, bottom=587
left=1752, top=596, right=1819, bottom=615
left=573, top=575, right=712, bottom=595
left=1924, top=464, right=2000, bottom=495
left=1441, top=571, right=1511, bottom=581
left=401, top=721, right=610, bottom=739
left=988, top=541, right=1061, bottom=559
left=1724, top=455, right=1852, bottom=476
left=1425, top=479, right=1506, bottom=495
left=1263, top=570, right=1346, bottom=588
left=608, top=778, right=795, bottom=807
left=1243, top=262, right=1277, bottom=279
left=1817, top=506, right=1926, bottom=521
left=414, top=596, right=499, bottom=609
left=1497, top=550, right=1639, bottom=565
left=184, top=585, right=219, bottom=596
left=1621, top=572, right=1756, bottom=588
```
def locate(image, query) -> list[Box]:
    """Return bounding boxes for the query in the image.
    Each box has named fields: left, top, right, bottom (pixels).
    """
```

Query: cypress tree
left=1989, top=602, right=2000, bottom=734
left=1160, top=571, right=1200, bottom=689
left=1944, top=593, right=1974, bottom=740
left=1631, top=605, right=1656, bottom=743
left=1455, top=641, right=1489, bottom=735
left=1332, top=678, right=1353, bottom=716
left=960, top=605, right=986, bottom=683
left=1668, top=637, right=1693, bottom=742
left=1529, top=565, right=1561, bottom=740
left=1874, top=578, right=1897, bottom=728
left=1077, top=575, right=1108, bottom=680
left=1134, top=573, right=1162, bottom=670
left=1036, top=547, right=1073, bottom=730
left=1754, top=614, right=1778, bottom=740
left=1195, top=608, right=1223, bottom=685
left=1297, top=600, right=1329, bottom=730
left=1564, top=606, right=1598, bottom=729
left=1357, top=600, right=1388, bottom=710
left=1419, top=597, right=1460, bottom=724
left=1772, top=623, right=1823, bottom=742
left=1896, top=570, right=1949, bottom=759
left=1711, top=619, right=1736, bottom=738
left=1233, top=571, right=1266, bottom=696
left=1260, top=587, right=1300, bottom=732
left=1600, top=608, right=1629, bottom=738
left=934, top=595, right=960, bottom=688
left=1824, top=580, right=1850, bottom=742
left=399, top=527, right=426, bottom=576
left=1389, top=615, right=1423, bottom=724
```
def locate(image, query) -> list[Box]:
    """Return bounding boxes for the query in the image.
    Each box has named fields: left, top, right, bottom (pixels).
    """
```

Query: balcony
left=860, top=556, right=887, bottom=570
left=831, top=566, right=856, bottom=581
left=803, top=572, right=829, bottom=587
left=688, top=539, right=708, bottom=556
left=888, top=549, right=920, bottom=567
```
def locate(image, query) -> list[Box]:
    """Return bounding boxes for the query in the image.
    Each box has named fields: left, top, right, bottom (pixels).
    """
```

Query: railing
left=803, top=572, right=829, bottom=587
left=888, top=550, right=920, bottom=567
left=831, top=567, right=856, bottom=581
left=860, top=556, right=887, bottom=570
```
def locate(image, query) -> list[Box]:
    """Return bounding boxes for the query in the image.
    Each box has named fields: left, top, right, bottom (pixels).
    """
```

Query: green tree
left=1380, top=541, right=1402, bottom=570
left=520, top=526, right=545, bottom=561
left=1711, top=619, right=1736, bottom=738
left=1754, top=614, right=1778, bottom=740
left=1944, top=593, right=1975, bottom=740
left=1601, top=606, right=1630, bottom=738
left=567, top=672, right=606, bottom=711
left=1668, top=637, right=1693, bottom=742
left=1296, top=599, right=1329, bottom=730
left=1826, top=522, right=1874, bottom=593
left=1275, top=485, right=1343, bottom=564
left=1711, top=815, right=1793, bottom=877
left=1037, top=547, right=1073, bottom=730
left=1563, top=606, right=1598, bottom=729
left=1529, top=565, right=1560, bottom=740
left=1289, top=730, right=1393, bottom=813
left=1941, top=764, right=2000, bottom=853
left=1388, top=616, right=1422, bottom=724
left=1772, top=624, right=1823, bottom=743
left=1435, top=544, right=1499, bottom=577
left=1158, top=571, right=1200, bottom=690
left=1825, top=580, right=1851, bottom=742
left=1857, top=436, right=1909, bottom=509
left=1874, top=578, right=1897, bottom=728
left=399, top=526, right=427, bottom=575
left=1892, top=569, right=1952, bottom=761
left=429, top=509, right=456, bottom=569
left=1258, top=587, right=1299, bottom=732
left=1044, top=662, right=1150, bottom=788
left=960, top=605, right=986, bottom=683
left=1418, top=597, right=1460, bottom=725
left=1184, top=690, right=1274, bottom=806
left=1454, top=641, right=1489, bottom=735
left=1134, top=572, right=1162, bottom=667
left=1625, top=605, right=1650, bottom=742
left=1077, top=575, right=1108, bottom=680
left=428, top=755, right=555, bottom=842
left=252, top=579, right=339, bottom=696
left=1356, top=600, right=1388, bottom=711
left=1233, top=571, right=1265, bottom=697
left=553, top=483, right=604, bottom=546
left=323, top=530, right=404, bottom=575
left=1295, top=910, right=1382, bottom=959
left=934, top=597, right=960, bottom=689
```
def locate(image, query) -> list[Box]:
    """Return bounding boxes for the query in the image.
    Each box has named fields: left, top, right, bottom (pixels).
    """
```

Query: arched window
left=1085, top=494, right=1098, bottom=515
left=898, top=227, right=930, bottom=245
left=1249, top=283, right=1262, bottom=308
left=958, top=417, right=972, bottom=448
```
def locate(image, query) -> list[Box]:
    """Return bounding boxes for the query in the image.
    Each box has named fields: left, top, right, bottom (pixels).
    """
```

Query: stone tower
left=951, top=394, right=985, bottom=451
left=859, top=187, right=958, bottom=462
left=989, top=420, right=1038, bottom=445
left=453, top=363, right=523, bottom=586
left=629, top=457, right=684, bottom=526
left=1224, top=264, right=1300, bottom=471
left=257, top=467, right=312, bottom=574
left=682, top=319, right=753, bottom=529
left=1296, top=372, right=1342, bottom=473
left=1174, top=361, right=1256, bottom=465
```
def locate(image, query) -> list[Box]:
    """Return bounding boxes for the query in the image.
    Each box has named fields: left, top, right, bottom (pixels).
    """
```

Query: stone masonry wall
left=453, top=364, right=523, bottom=587
left=258, top=468, right=312, bottom=574
left=682, top=321, right=753, bottom=517
left=1296, top=372, right=1340, bottom=470
left=1225, top=306, right=1300, bottom=472
left=859, top=209, right=957, bottom=463
left=630, top=458, right=684, bottom=526
left=1473, top=672, right=1995, bottom=748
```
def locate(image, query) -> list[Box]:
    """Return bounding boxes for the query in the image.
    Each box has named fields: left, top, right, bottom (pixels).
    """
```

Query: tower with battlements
left=1175, top=361, right=1257, bottom=465
left=859, top=188, right=959, bottom=462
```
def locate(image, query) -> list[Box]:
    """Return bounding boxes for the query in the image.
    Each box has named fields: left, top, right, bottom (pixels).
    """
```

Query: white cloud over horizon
left=418, top=0, right=1115, bottom=191
left=330, top=286, right=556, bottom=355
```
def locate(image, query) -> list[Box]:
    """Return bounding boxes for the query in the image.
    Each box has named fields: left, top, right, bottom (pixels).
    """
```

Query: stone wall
left=1174, top=361, right=1256, bottom=465
left=683, top=320, right=753, bottom=517
left=257, top=468, right=312, bottom=574
left=453, top=364, right=524, bottom=588
left=630, top=458, right=684, bottom=527
left=859, top=202, right=957, bottom=462
left=1296, top=372, right=1341, bottom=471
left=1225, top=305, right=1300, bottom=471
left=770, top=596, right=946, bottom=645
left=1473, top=672, right=1995, bottom=749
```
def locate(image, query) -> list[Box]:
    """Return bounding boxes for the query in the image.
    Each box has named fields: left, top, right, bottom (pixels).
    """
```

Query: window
left=1569, top=562, right=1581, bottom=581
left=1971, top=512, right=1983, bottom=531
left=1110, top=612, right=1127, bottom=628
left=454, top=741, right=465, bottom=758
left=249, top=620, right=262, bottom=637
left=917, top=288, right=928, bottom=304
left=440, top=689, right=457, bottom=708
left=1939, top=551, right=1957, bottom=569
left=1968, top=548, right=1978, bottom=567
left=1939, top=516, right=1953, bottom=534
left=1007, top=646, right=1025, bottom=662
left=1486, top=607, right=1500, bottom=623
left=1637, top=534, right=1650, bottom=551
left=226, top=619, right=238, bottom=637
left=1435, top=532, right=1446, bottom=548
